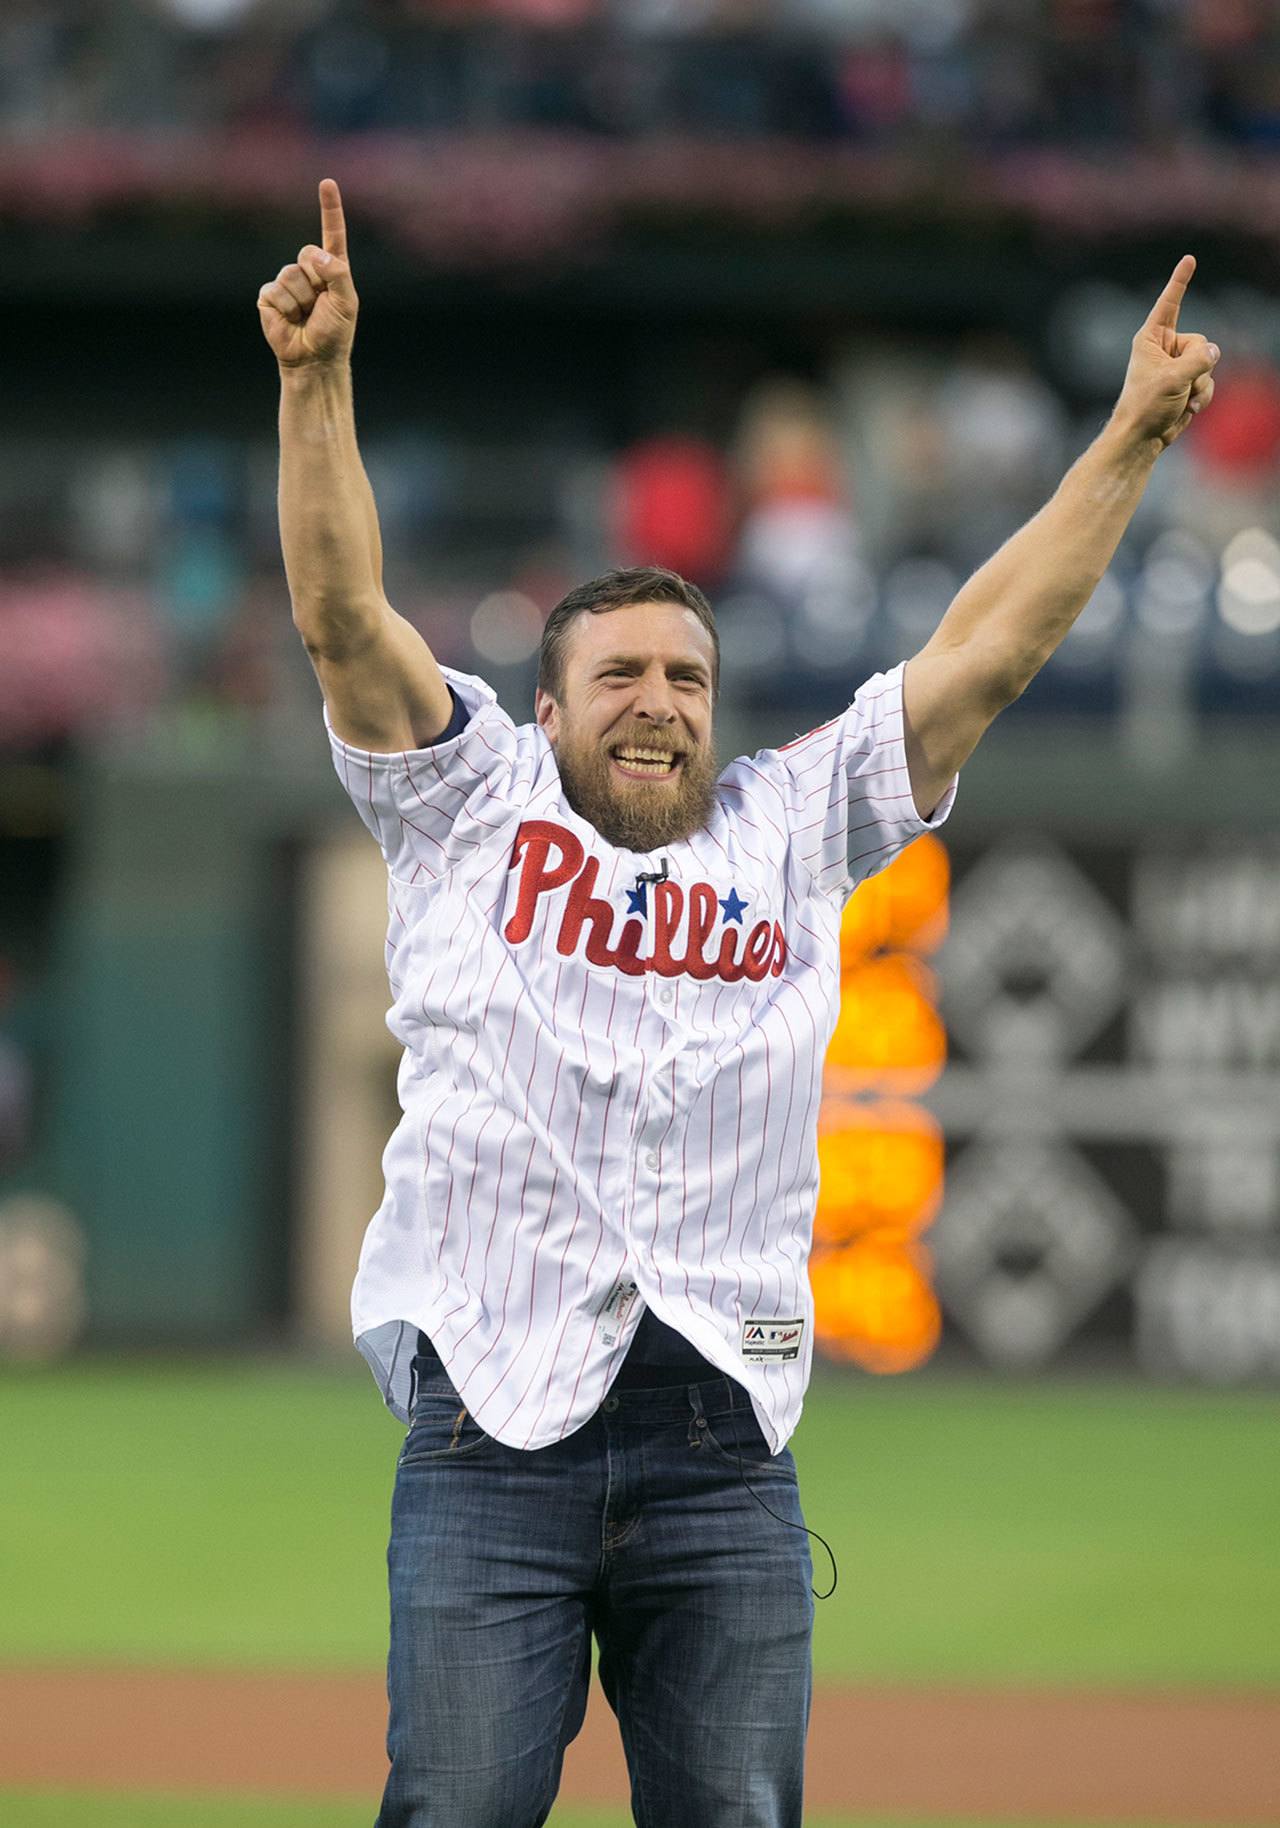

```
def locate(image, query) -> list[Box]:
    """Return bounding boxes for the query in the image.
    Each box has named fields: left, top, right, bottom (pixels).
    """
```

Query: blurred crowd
left=4, top=0, right=1280, bottom=147
left=3, top=282, right=1280, bottom=761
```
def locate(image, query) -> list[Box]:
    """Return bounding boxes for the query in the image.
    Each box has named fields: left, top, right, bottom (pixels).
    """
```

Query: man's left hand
left=1113, top=254, right=1220, bottom=452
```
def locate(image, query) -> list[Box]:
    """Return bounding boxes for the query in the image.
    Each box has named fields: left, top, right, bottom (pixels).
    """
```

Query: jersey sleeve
left=325, top=665, right=522, bottom=885
left=752, top=660, right=957, bottom=902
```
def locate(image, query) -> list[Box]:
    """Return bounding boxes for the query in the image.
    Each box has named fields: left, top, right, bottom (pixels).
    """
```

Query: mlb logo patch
left=740, top=1317, right=805, bottom=1362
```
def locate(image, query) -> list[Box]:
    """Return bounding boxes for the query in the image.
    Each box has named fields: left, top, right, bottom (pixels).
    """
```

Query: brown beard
left=553, top=725, right=720, bottom=851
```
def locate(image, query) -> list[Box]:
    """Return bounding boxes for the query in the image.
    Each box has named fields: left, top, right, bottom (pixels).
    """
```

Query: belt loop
left=687, top=1380, right=707, bottom=1448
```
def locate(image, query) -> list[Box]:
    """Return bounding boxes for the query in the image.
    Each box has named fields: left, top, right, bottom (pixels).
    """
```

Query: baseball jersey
left=327, top=659, right=956, bottom=1453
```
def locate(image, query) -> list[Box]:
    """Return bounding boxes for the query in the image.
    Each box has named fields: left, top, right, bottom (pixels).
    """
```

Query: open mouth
left=610, top=745, right=683, bottom=782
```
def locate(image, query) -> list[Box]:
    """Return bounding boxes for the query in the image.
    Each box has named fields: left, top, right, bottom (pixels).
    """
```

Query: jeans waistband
left=411, top=1346, right=754, bottom=1426
left=416, top=1318, right=723, bottom=1390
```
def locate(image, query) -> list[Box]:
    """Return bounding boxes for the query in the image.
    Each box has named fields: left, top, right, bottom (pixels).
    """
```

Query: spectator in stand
left=486, top=0, right=601, bottom=21
left=732, top=377, right=861, bottom=614
left=610, top=433, right=733, bottom=588
left=1183, top=354, right=1280, bottom=542
left=933, top=335, right=1069, bottom=572
left=1183, top=0, right=1266, bottom=53
left=0, top=561, right=166, bottom=753
left=0, top=957, right=34, bottom=1170
left=3, top=0, right=1280, bottom=149
left=835, top=31, right=914, bottom=143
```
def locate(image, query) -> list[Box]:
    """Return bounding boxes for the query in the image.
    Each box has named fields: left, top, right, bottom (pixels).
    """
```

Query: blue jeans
left=377, top=1353, right=814, bottom=1827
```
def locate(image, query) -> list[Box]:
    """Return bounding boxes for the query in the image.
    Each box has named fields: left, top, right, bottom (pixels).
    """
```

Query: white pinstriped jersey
left=327, top=660, right=956, bottom=1453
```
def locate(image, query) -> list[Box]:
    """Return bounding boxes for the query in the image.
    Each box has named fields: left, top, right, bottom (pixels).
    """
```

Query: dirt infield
left=1, top=1666, right=1277, bottom=1822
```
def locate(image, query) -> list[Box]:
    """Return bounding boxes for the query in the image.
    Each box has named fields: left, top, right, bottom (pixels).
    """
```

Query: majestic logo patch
left=504, top=820, right=787, bottom=984
left=740, top=1318, right=805, bottom=1362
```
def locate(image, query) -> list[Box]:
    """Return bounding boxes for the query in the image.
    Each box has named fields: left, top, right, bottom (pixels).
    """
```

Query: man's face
left=535, top=600, right=719, bottom=851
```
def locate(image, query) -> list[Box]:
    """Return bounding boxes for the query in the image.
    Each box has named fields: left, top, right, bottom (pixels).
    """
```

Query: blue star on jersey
left=623, top=881, right=750, bottom=924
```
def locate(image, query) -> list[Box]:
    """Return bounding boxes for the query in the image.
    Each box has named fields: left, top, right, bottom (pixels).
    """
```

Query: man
left=258, top=180, right=1218, bottom=1828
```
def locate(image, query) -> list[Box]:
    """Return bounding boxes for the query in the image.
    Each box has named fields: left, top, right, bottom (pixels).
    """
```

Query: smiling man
left=533, top=575, right=721, bottom=851
left=260, top=180, right=1218, bottom=1828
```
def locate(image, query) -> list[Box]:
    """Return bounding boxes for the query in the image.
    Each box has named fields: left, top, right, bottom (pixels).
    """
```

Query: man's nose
left=632, top=673, right=677, bottom=720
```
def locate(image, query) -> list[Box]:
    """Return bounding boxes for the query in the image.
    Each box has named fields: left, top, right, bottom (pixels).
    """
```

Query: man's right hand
left=257, top=177, right=358, bottom=368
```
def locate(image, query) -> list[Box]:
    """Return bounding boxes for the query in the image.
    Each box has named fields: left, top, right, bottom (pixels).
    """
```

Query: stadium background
left=1, top=1, right=1278, bottom=1824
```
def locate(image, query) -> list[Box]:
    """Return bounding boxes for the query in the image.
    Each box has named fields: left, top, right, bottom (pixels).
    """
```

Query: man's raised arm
left=902, top=255, right=1220, bottom=816
left=258, top=177, right=454, bottom=752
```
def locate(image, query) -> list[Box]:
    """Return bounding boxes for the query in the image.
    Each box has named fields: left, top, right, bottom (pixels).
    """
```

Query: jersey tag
left=597, top=1276, right=640, bottom=1347
left=740, top=1317, right=804, bottom=1362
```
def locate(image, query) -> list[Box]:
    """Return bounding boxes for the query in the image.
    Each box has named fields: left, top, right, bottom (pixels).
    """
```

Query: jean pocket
left=702, top=1401, right=795, bottom=1479
left=398, top=1394, right=491, bottom=1467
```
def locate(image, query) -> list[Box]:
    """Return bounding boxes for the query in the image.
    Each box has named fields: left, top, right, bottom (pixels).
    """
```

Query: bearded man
left=259, top=180, right=1218, bottom=1828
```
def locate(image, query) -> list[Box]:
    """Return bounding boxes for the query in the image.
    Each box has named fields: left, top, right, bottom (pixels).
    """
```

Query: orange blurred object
left=814, top=1102, right=944, bottom=1245
left=839, top=832, right=950, bottom=964
left=824, top=954, right=946, bottom=1094
left=809, top=1239, right=943, bottom=1375
left=813, top=833, right=951, bottom=1372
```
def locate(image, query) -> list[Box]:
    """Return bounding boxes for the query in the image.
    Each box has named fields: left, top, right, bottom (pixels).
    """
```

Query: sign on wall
left=928, top=838, right=1280, bottom=1381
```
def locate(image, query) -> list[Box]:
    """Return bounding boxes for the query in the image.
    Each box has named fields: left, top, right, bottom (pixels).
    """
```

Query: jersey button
left=657, top=987, right=674, bottom=1007
left=603, top=1396, right=620, bottom=1413
left=645, top=1151, right=660, bottom=1171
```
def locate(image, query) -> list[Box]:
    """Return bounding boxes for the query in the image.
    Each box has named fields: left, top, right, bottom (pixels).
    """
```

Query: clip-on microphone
left=634, top=857, right=670, bottom=890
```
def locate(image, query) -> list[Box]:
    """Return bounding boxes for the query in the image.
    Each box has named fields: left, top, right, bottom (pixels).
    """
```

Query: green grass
left=0, top=1800, right=1231, bottom=1828
left=2, top=1357, right=1278, bottom=1685
left=796, top=1366, right=1280, bottom=1685
left=0, top=1798, right=623, bottom=1828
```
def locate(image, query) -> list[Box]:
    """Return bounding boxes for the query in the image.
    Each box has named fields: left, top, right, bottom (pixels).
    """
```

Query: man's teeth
left=614, top=748, right=676, bottom=772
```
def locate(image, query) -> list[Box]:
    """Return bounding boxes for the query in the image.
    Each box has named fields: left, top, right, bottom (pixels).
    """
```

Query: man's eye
left=599, top=668, right=704, bottom=684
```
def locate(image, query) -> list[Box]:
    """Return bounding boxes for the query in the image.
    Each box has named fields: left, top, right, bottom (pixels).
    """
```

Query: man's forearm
left=902, top=260, right=1217, bottom=817
left=278, top=360, right=387, bottom=653
left=931, top=418, right=1159, bottom=703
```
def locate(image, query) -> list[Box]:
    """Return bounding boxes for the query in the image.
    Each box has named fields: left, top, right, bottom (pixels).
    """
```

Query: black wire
left=717, top=1418, right=838, bottom=1601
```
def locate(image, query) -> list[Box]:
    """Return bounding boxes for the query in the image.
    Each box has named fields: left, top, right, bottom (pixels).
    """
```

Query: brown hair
left=537, top=565, right=719, bottom=703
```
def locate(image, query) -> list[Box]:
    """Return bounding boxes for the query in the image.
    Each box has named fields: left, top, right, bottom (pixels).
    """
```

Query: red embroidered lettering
left=742, top=918, right=775, bottom=982
left=505, top=821, right=583, bottom=943
left=557, top=855, right=620, bottom=966
left=503, top=820, right=790, bottom=989
left=770, top=921, right=787, bottom=976
left=716, top=925, right=747, bottom=983
left=683, top=883, right=720, bottom=981
left=612, top=917, right=647, bottom=977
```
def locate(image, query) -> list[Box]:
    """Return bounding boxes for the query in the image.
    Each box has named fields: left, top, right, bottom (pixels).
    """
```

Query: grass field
left=3, top=1358, right=1278, bottom=1827
left=0, top=1799, right=1224, bottom=1828
left=4, top=1357, right=1278, bottom=1683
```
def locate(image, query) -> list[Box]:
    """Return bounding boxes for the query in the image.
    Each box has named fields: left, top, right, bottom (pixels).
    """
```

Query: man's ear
left=534, top=687, right=560, bottom=745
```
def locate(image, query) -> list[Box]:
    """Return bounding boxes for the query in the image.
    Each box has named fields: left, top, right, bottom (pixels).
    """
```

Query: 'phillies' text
left=505, top=821, right=787, bottom=983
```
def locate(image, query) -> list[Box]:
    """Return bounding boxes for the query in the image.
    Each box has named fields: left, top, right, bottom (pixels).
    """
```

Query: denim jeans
left=376, top=1351, right=814, bottom=1827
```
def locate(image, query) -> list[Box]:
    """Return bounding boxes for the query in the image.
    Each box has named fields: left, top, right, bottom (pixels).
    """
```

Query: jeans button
left=603, top=1396, right=620, bottom=1413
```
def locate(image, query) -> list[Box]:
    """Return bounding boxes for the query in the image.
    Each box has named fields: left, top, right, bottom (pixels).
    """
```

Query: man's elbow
left=292, top=594, right=388, bottom=663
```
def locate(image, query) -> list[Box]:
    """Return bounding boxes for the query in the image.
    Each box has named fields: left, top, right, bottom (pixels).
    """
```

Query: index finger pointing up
left=1144, top=253, right=1196, bottom=332
left=319, top=177, right=348, bottom=260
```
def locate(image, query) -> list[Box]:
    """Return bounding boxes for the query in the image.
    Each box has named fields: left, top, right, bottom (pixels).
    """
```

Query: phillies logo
left=504, top=821, right=787, bottom=984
